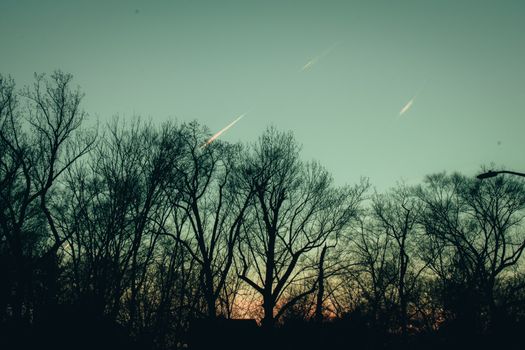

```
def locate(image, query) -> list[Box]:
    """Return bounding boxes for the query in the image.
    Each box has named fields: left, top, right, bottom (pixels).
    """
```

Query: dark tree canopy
left=1, top=72, right=525, bottom=350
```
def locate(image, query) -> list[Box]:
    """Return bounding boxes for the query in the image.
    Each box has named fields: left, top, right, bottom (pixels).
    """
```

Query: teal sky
left=1, top=0, right=524, bottom=190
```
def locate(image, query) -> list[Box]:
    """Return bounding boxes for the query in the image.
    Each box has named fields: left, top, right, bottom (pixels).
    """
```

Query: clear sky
left=1, top=0, right=524, bottom=190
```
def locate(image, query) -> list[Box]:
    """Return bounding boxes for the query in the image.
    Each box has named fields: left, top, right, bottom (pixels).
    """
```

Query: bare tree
left=417, top=172, right=525, bottom=329
left=59, top=119, right=184, bottom=336
left=238, top=128, right=367, bottom=327
left=371, top=185, right=424, bottom=335
left=343, top=216, right=398, bottom=330
left=165, top=122, right=253, bottom=319
left=0, top=71, right=95, bottom=322
left=0, top=75, right=20, bottom=322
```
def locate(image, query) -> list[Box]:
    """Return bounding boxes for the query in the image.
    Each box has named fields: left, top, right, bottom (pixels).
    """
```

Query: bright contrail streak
left=398, top=81, right=427, bottom=117
left=202, top=114, right=246, bottom=147
left=399, top=98, right=414, bottom=116
left=301, top=58, right=319, bottom=71
left=301, top=42, right=340, bottom=71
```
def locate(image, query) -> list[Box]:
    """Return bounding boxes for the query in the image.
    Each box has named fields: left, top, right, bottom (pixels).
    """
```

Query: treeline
left=1, top=72, right=525, bottom=349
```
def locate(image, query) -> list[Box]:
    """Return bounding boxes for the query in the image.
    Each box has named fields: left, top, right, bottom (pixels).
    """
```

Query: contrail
left=301, top=58, right=319, bottom=71
left=399, top=98, right=414, bottom=116
left=202, top=114, right=246, bottom=147
left=398, top=80, right=427, bottom=117
left=301, top=42, right=340, bottom=71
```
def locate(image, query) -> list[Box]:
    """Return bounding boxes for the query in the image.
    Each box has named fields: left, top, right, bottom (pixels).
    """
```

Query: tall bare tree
left=238, top=128, right=367, bottom=327
left=59, top=119, right=185, bottom=332
left=371, top=185, right=424, bottom=335
left=0, top=72, right=95, bottom=322
left=417, top=172, right=525, bottom=329
left=166, top=122, right=253, bottom=318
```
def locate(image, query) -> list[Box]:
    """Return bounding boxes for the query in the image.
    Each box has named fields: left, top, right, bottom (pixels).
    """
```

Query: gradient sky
left=1, top=0, right=524, bottom=190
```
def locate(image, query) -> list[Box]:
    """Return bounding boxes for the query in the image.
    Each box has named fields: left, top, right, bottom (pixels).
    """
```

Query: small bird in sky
left=202, top=114, right=246, bottom=148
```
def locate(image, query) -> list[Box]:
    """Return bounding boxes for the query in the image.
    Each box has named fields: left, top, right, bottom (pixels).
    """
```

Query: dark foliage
left=1, top=72, right=524, bottom=349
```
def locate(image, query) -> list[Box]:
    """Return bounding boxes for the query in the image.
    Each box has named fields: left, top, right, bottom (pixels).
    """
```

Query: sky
left=1, top=0, right=524, bottom=190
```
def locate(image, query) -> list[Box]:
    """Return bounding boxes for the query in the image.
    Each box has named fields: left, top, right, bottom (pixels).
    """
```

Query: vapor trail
left=399, top=98, right=414, bottom=116
left=398, top=80, right=428, bottom=117
left=301, top=58, right=319, bottom=71
left=301, top=42, right=340, bottom=71
left=202, top=114, right=246, bottom=147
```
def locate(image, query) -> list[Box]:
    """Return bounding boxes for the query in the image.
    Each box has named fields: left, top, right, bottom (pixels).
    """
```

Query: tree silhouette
left=2, top=71, right=525, bottom=350
left=371, top=185, right=424, bottom=335
left=417, top=172, right=525, bottom=331
left=165, top=122, right=253, bottom=319
left=238, top=128, right=367, bottom=327
left=0, top=72, right=95, bottom=326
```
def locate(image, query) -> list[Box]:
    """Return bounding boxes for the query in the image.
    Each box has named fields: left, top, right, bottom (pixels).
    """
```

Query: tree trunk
left=315, top=245, right=328, bottom=323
